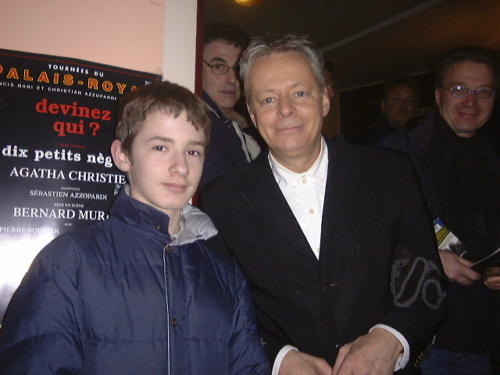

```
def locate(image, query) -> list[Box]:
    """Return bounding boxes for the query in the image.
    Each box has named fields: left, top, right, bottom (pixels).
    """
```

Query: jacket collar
left=237, top=142, right=325, bottom=263
left=110, top=186, right=217, bottom=245
left=202, top=91, right=226, bottom=121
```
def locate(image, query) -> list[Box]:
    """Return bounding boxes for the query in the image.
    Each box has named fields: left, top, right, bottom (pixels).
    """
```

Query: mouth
left=277, top=126, right=301, bottom=133
left=457, top=111, right=479, bottom=120
left=276, top=121, right=303, bottom=133
left=162, top=183, right=187, bottom=193
left=220, top=90, right=236, bottom=96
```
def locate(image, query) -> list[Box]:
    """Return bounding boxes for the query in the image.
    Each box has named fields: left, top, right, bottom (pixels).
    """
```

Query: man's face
left=202, top=40, right=242, bottom=111
left=112, top=110, right=206, bottom=218
left=247, top=52, right=330, bottom=171
left=381, top=85, right=416, bottom=128
left=435, top=60, right=495, bottom=138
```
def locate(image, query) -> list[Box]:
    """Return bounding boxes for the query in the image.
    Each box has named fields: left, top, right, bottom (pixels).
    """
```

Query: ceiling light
left=234, top=0, right=261, bottom=6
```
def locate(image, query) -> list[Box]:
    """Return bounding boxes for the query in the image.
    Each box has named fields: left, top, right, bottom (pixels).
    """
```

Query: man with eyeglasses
left=200, top=23, right=260, bottom=189
left=379, top=47, right=500, bottom=375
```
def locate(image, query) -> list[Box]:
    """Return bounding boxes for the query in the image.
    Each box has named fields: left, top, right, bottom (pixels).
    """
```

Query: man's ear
left=247, top=102, right=258, bottom=128
left=321, top=90, right=330, bottom=117
left=111, top=139, right=131, bottom=173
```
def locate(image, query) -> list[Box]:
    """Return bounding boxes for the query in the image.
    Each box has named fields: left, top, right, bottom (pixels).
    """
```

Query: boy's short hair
left=116, top=81, right=211, bottom=154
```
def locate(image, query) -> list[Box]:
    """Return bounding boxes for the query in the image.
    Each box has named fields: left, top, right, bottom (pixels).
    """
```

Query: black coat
left=201, top=138, right=446, bottom=369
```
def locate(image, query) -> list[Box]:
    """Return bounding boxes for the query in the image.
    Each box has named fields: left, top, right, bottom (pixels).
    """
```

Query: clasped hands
left=279, top=328, right=402, bottom=375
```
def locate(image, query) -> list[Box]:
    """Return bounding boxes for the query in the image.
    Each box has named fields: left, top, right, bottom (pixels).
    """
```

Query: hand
left=483, top=267, right=500, bottom=290
left=438, top=250, right=480, bottom=285
left=332, top=328, right=403, bottom=375
left=279, top=350, right=332, bottom=375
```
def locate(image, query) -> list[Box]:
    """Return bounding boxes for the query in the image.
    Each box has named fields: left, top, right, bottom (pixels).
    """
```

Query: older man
left=379, top=47, right=500, bottom=375
left=202, top=35, right=445, bottom=375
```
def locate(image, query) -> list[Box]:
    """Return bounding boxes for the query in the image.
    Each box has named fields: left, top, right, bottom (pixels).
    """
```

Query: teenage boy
left=0, top=81, right=269, bottom=375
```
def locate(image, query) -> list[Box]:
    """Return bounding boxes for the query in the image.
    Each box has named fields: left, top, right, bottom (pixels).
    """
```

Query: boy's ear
left=111, top=139, right=131, bottom=173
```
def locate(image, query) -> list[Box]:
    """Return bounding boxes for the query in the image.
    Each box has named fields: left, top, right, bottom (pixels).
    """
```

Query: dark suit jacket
left=201, top=138, right=446, bottom=368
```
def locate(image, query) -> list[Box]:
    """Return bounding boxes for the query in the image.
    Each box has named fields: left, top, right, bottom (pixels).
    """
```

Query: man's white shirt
left=269, top=138, right=328, bottom=258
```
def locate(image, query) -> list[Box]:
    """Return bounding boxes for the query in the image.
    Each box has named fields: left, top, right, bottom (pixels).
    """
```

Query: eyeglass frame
left=203, top=60, right=239, bottom=76
left=440, top=85, right=496, bottom=99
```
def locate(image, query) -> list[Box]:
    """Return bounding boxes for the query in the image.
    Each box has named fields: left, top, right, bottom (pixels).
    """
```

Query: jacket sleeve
left=202, top=189, right=286, bottom=365
left=0, top=236, right=83, bottom=375
left=206, top=234, right=287, bottom=365
left=253, top=310, right=291, bottom=364
left=379, top=158, right=447, bottom=365
left=229, top=261, right=271, bottom=375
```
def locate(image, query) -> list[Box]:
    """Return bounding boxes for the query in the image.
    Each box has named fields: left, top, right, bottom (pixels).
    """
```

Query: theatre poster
left=0, top=49, right=161, bottom=319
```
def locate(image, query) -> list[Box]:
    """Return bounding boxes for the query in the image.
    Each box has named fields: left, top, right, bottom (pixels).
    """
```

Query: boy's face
left=112, top=110, right=206, bottom=219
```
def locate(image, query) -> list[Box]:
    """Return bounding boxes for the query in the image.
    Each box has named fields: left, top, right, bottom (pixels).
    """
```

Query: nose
left=226, top=67, right=238, bottom=85
left=278, top=96, right=294, bottom=117
left=169, top=152, right=189, bottom=176
left=464, top=91, right=479, bottom=106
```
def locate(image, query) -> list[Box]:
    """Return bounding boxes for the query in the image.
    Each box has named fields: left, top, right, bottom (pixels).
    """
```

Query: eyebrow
left=256, top=82, right=309, bottom=96
left=209, top=57, right=229, bottom=64
left=146, top=136, right=174, bottom=143
left=188, top=140, right=207, bottom=148
left=448, top=81, right=494, bottom=88
left=146, top=136, right=206, bottom=148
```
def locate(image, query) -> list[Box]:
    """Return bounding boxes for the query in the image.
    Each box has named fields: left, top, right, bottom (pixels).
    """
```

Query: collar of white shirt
left=268, top=137, right=328, bottom=186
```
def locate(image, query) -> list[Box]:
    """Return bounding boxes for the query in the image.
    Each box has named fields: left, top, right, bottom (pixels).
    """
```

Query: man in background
left=379, top=46, right=500, bottom=375
left=200, top=23, right=260, bottom=189
left=361, top=78, right=419, bottom=145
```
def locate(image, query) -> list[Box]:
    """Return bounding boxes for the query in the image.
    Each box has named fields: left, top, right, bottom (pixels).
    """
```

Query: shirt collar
left=269, top=137, right=328, bottom=187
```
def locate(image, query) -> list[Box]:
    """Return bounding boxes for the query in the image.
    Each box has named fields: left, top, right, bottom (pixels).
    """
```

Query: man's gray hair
left=239, top=34, right=326, bottom=102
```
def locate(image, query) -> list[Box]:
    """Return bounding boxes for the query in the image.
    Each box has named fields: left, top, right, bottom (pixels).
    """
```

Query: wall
left=0, top=0, right=198, bottom=90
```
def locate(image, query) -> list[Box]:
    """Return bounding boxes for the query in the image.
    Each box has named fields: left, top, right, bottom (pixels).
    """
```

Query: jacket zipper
left=162, top=246, right=171, bottom=375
